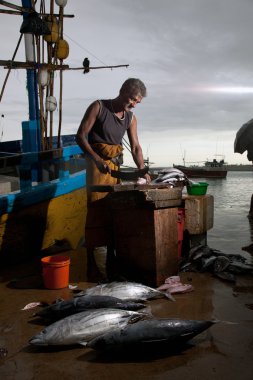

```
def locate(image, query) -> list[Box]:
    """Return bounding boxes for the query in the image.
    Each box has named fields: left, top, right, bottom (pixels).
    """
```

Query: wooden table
left=91, top=184, right=183, bottom=287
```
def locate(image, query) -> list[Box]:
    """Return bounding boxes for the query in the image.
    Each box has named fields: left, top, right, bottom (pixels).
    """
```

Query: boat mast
left=21, top=0, right=40, bottom=153
left=0, top=0, right=129, bottom=158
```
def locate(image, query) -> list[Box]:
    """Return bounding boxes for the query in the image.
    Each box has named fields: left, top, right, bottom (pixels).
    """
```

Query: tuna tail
left=79, top=341, right=88, bottom=347
left=164, top=291, right=176, bottom=302
left=179, top=320, right=216, bottom=342
left=140, top=305, right=153, bottom=318
left=211, top=318, right=237, bottom=325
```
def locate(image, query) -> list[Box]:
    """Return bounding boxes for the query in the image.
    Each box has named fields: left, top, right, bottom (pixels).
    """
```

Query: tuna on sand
left=75, top=281, right=175, bottom=301
left=87, top=318, right=216, bottom=352
left=34, top=295, right=146, bottom=322
left=29, top=308, right=147, bottom=347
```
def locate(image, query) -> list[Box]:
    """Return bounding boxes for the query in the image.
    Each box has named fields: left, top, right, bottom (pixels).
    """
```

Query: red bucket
left=41, top=255, right=70, bottom=289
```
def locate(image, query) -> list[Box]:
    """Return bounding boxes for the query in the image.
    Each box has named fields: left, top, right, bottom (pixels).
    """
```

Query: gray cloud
left=0, top=0, right=252, bottom=165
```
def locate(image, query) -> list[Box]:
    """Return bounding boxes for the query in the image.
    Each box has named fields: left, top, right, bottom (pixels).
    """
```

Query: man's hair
left=120, top=78, right=147, bottom=97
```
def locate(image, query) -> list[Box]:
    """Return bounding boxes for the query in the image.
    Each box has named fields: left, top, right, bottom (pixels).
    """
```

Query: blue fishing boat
left=0, top=1, right=128, bottom=262
left=0, top=1, right=88, bottom=261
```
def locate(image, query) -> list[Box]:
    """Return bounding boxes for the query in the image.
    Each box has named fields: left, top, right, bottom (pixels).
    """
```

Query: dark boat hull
left=174, top=165, right=227, bottom=179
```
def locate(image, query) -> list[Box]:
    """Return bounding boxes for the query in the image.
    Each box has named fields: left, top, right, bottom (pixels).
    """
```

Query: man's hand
left=144, top=172, right=151, bottom=183
left=95, top=158, right=110, bottom=174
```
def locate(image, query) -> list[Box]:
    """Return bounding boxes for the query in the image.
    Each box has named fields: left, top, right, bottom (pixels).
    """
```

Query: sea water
left=188, top=171, right=253, bottom=260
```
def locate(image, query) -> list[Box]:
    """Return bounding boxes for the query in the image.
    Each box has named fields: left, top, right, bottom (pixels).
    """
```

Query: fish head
left=29, top=323, right=64, bottom=346
left=29, top=329, right=49, bottom=346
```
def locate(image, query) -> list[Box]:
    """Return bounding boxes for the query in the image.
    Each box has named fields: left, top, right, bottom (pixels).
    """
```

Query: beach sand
left=0, top=246, right=252, bottom=380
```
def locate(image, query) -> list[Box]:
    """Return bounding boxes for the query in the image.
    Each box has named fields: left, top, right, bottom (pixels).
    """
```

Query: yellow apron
left=85, top=143, right=123, bottom=247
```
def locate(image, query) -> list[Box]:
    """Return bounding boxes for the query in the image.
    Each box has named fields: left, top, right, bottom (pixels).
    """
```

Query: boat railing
left=0, top=145, right=86, bottom=214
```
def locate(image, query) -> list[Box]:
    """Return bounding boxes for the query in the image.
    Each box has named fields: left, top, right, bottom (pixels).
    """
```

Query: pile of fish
left=151, top=167, right=188, bottom=187
left=29, top=281, right=215, bottom=352
left=180, top=244, right=253, bottom=282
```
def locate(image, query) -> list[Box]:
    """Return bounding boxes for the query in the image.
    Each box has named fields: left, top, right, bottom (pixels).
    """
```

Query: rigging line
left=122, top=136, right=131, bottom=148
left=121, top=138, right=135, bottom=169
left=0, top=33, right=23, bottom=103
left=122, top=138, right=132, bottom=154
left=0, top=0, right=33, bottom=13
left=0, top=114, right=4, bottom=142
left=63, top=32, right=109, bottom=67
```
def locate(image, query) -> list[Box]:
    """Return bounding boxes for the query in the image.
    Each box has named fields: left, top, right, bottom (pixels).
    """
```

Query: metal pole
left=21, top=0, right=40, bottom=152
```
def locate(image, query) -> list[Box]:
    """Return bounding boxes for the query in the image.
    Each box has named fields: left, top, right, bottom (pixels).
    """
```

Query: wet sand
left=0, top=247, right=252, bottom=380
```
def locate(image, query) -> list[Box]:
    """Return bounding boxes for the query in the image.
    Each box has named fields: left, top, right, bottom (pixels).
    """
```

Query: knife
left=110, top=167, right=149, bottom=180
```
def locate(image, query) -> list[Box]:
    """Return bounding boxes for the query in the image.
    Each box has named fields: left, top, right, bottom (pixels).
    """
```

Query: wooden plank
left=90, top=183, right=183, bottom=193
left=0, top=0, right=31, bottom=13
left=0, top=171, right=86, bottom=214
left=0, top=61, right=128, bottom=72
left=140, top=188, right=182, bottom=201
left=151, top=199, right=182, bottom=208
left=108, top=188, right=182, bottom=209
left=0, top=145, right=82, bottom=168
left=0, top=9, right=75, bottom=17
left=0, top=60, right=69, bottom=70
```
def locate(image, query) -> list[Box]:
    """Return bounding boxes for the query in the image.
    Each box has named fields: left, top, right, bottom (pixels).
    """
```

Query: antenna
left=180, top=144, right=186, bottom=165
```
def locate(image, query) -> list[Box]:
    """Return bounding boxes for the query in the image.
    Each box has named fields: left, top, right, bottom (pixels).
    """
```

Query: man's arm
left=76, top=101, right=109, bottom=173
left=127, top=115, right=151, bottom=182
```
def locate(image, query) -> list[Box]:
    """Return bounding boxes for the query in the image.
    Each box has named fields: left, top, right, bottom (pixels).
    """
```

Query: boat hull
left=0, top=188, right=87, bottom=263
left=174, top=165, right=227, bottom=179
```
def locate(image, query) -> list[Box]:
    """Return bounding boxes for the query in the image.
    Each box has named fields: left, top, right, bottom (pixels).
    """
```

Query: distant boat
left=173, top=158, right=227, bottom=179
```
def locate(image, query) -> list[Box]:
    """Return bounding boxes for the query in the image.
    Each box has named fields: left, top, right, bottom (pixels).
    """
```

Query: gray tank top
left=88, top=100, right=133, bottom=145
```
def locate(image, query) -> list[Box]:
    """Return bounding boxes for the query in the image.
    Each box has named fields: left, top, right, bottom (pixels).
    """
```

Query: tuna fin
left=211, top=319, right=237, bottom=325
left=140, top=305, right=153, bottom=317
left=79, top=341, right=88, bottom=346
left=181, top=332, right=194, bottom=337
left=164, top=292, right=176, bottom=302
left=128, top=313, right=150, bottom=324
left=54, top=298, right=65, bottom=303
left=142, top=338, right=168, bottom=343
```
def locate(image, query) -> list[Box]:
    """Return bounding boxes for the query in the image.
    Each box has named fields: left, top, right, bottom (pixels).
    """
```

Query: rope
left=0, top=33, right=23, bottom=102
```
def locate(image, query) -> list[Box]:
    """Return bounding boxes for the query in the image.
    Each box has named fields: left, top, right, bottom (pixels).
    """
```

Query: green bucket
left=187, top=182, right=209, bottom=196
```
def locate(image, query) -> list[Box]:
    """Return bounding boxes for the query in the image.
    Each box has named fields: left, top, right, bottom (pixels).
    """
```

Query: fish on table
left=29, top=308, right=148, bottom=347
left=151, top=168, right=188, bottom=186
left=87, top=318, right=216, bottom=352
left=34, top=295, right=146, bottom=322
left=74, top=281, right=175, bottom=302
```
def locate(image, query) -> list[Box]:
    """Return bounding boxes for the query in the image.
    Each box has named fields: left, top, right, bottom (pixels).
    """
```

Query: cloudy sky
left=0, top=0, right=253, bottom=167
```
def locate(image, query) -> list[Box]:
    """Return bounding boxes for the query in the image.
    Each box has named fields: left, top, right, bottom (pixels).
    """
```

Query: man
left=76, top=78, right=151, bottom=281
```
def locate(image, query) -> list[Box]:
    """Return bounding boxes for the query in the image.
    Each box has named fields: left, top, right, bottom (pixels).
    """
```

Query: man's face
left=121, top=91, right=143, bottom=111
